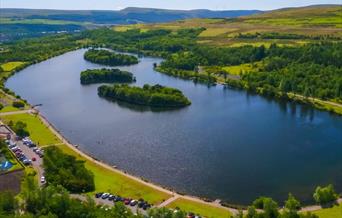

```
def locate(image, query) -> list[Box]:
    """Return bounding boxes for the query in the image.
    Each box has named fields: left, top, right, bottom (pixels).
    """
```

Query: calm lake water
left=6, top=49, right=342, bottom=205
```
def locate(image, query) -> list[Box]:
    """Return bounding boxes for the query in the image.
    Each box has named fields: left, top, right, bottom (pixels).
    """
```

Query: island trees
left=80, top=68, right=135, bottom=84
left=84, top=49, right=138, bottom=66
left=98, top=84, right=191, bottom=108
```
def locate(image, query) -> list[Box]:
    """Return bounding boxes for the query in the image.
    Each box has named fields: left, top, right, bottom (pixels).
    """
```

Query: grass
left=167, top=198, right=232, bottom=218
left=312, top=203, right=342, bottom=218
left=58, top=144, right=171, bottom=205
left=0, top=113, right=62, bottom=146
left=222, top=62, right=262, bottom=75
left=0, top=106, right=20, bottom=113
left=1, top=62, right=25, bottom=72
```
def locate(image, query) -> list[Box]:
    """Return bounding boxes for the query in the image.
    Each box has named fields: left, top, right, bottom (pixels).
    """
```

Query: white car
left=40, top=176, right=46, bottom=183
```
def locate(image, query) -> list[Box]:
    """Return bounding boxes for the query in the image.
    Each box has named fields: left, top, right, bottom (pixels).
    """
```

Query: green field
left=1, top=62, right=25, bottom=72
left=312, top=203, right=342, bottom=218
left=0, top=113, right=62, bottom=146
left=167, top=198, right=232, bottom=218
left=58, top=144, right=171, bottom=205
left=222, top=62, right=262, bottom=75
left=0, top=106, right=20, bottom=113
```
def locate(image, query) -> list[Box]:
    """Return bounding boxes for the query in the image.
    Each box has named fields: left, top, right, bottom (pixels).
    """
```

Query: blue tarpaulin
left=0, top=161, right=13, bottom=170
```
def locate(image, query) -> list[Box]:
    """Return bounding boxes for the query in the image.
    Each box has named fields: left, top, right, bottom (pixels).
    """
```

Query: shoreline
left=33, top=110, right=238, bottom=214
left=14, top=109, right=342, bottom=215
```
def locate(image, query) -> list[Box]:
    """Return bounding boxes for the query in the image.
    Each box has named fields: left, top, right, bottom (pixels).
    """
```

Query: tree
left=10, top=121, right=30, bottom=138
left=0, top=191, right=17, bottom=216
left=0, top=103, right=3, bottom=111
left=313, top=184, right=338, bottom=205
left=285, top=193, right=301, bottom=211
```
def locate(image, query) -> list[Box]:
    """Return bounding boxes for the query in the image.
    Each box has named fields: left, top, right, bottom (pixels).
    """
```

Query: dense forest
left=43, top=146, right=95, bottom=193
left=98, top=84, right=191, bottom=108
left=84, top=49, right=139, bottom=66
left=80, top=68, right=135, bottom=84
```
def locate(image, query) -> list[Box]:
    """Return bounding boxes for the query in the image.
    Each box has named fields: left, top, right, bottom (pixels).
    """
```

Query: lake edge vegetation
left=84, top=49, right=139, bottom=66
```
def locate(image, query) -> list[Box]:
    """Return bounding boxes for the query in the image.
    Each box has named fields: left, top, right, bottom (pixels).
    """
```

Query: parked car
left=40, top=176, right=46, bottom=183
left=129, top=200, right=138, bottom=206
left=32, top=157, right=37, bottom=161
left=23, top=159, right=32, bottom=165
left=124, top=198, right=131, bottom=205
left=114, top=196, right=123, bottom=202
left=108, top=195, right=115, bottom=201
left=95, top=193, right=103, bottom=198
left=101, top=193, right=110, bottom=199
left=142, top=203, right=151, bottom=210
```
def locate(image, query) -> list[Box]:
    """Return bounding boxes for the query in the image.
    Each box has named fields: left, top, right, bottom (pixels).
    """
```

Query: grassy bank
left=58, top=144, right=171, bottom=205
left=0, top=113, right=62, bottom=146
left=167, top=198, right=232, bottom=218
left=313, top=203, right=342, bottom=218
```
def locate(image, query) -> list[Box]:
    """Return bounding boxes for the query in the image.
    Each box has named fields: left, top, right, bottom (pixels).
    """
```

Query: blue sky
left=1, top=0, right=340, bottom=10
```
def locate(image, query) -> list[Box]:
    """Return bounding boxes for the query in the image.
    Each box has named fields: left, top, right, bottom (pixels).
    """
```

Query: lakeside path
left=1, top=109, right=341, bottom=216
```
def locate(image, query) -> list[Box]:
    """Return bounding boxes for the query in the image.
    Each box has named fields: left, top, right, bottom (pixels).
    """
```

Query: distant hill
left=0, top=7, right=261, bottom=24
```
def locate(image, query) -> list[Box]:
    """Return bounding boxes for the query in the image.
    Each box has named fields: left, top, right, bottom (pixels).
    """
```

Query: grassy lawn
left=167, top=198, right=232, bottom=218
left=1, top=62, right=25, bottom=72
left=0, top=113, right=62, bottom=146
left=58, top=144, right=171, bottom=205
left=222, top=61, right=262, bottom=75
left=312, top=203, right=342, bottom=218
left=0, top=106, right=20, bottom=113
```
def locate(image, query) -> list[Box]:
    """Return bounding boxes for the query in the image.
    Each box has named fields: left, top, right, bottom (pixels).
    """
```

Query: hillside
left=0, top=7, right=260, bottom=24
left=0, top=7, right=260, bottom=41
left=124, top=5, right=341, bottom=47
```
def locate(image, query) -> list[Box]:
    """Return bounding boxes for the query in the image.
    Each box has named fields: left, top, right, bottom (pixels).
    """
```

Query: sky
left=1, top=0, right=340, bottom=10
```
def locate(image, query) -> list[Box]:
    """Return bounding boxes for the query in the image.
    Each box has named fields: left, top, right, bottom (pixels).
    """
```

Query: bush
left=12, top=101, right=25, bottom=108
left=313, top=184, right=338, bottom=205
left=0, top=103, right=3, bottom=110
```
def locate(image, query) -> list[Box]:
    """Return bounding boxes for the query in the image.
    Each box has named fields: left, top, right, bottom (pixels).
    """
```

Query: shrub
left=12, top=101, right=25, bottom=108
left=313, top=184, right=338, bottom=205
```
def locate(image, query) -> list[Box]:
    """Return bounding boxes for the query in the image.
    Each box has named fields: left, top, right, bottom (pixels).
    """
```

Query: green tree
left=285, top=193, right=301, bottom=211
left=0, top=191, right=17, bottom=216
left=313, top=184, right=338, bottom=205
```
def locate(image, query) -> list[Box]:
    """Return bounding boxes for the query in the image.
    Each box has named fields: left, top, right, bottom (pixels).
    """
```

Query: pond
left=6, top=49, right=342, bottom=205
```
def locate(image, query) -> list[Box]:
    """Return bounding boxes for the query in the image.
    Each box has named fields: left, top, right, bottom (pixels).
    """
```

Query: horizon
left=1, top=0, right=341, bottom=11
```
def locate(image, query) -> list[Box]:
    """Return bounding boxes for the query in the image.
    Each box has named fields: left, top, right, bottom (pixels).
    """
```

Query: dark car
left=108, top=195, right=115, bottom=201
left=114, top=196, right=123, bottom=202
left=95, top=193, right=103, bottom=198
left=138, top=201, right=145, bottom=208
left=142, top=204, right=151, bottom=210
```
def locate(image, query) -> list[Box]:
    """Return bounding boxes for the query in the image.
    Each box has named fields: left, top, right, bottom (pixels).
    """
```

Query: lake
left=6, top=49, right=342, bottom=205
